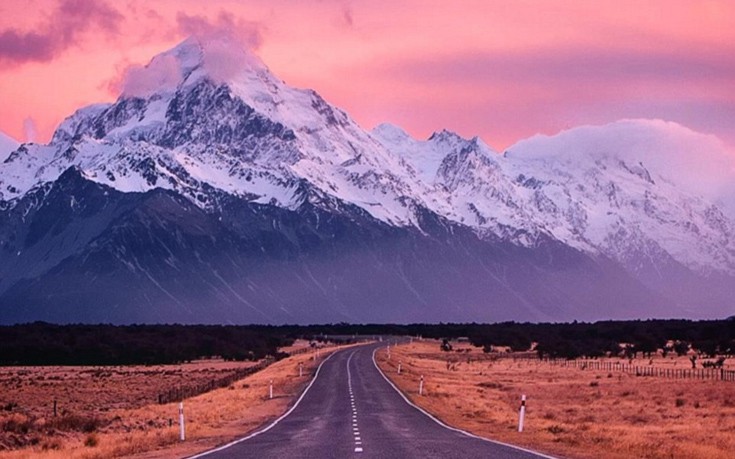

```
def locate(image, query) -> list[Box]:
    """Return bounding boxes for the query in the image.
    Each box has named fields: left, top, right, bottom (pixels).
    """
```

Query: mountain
left=0, top=37, right=733, bottom=324
left=0, top=131, right=18, bottom=163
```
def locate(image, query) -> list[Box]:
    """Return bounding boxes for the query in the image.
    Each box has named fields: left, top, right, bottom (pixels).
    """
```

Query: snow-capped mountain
left=0, top=37, right=732, bottom=324
left=1, top=37, right=425, bottom=227
left=373, top=119, right=735, bottom=276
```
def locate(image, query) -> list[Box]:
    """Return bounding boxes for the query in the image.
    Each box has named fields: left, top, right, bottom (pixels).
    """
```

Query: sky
left=0, top=0, right=733, bottom=152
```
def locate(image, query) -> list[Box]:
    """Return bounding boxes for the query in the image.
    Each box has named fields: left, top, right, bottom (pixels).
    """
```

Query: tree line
left=278, top=320, right=734, bottom=359
left=0, top=319, right=732, bottom=365
left=0, top=323, right=293, bottom=365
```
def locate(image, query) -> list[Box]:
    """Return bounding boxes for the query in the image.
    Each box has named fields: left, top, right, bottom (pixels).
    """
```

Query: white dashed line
left=347, top=351, right=365, bottom=455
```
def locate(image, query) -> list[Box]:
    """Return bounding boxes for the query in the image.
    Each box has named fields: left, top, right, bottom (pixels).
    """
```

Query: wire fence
left=157, top=357, right=274, bottom=404
left=533, top=358, right=735, bottom=381
left=156, top=344, right=341, bottom=404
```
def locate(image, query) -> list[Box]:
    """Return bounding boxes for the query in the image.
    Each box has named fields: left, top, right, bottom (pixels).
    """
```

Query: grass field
left=376, top=340, right=735, bottom=459
left=0, top=343, right=346, bottom=459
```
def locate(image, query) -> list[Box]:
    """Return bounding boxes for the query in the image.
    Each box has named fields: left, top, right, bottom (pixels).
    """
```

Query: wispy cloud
left=22, top=116, right=38, bottom=143
left=0, top=0, right=122, bottom=66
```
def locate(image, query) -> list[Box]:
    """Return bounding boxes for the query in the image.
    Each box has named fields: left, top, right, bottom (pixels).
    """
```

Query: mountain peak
left=371, top=123, right=412, bottom=144
left=427, top=129, right=464, bottom=143
left=121, top=36, right=272, bottom=99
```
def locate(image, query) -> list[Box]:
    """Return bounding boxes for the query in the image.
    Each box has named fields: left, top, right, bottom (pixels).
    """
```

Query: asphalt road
left=190, top=342, right=555, bottom=459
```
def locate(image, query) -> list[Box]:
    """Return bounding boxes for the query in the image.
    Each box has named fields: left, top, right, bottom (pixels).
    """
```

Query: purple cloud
left=363, top=46, right=735, bottom=149
left=383, top=47, right=735, bottom=86
left=0, top=0, right=122, bottom=66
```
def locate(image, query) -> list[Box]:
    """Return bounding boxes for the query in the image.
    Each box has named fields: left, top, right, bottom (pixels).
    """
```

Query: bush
left=41, top=438, right=63, bottom=451
left=84, top=433, right=99, bottom=447
left=547, top=425, right=566, bottom=434
left=2, top=402, right=18, bottom=411
left=50, top=414, right=102, bottom=433
left=2, top=414, right=33, bottom=434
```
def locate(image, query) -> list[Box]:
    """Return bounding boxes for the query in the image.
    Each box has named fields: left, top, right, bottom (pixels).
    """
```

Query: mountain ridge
left=0, top=37, right=733, bottom=323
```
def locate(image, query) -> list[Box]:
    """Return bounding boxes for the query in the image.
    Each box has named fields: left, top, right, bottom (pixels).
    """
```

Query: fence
left=535, top=358, right=735, bottom=382
left=157, top=357, right=273, bottom=404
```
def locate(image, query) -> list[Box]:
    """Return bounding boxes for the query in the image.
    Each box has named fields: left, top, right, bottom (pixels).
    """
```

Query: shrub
left=84, top=433, right=99, bottom=447
left=2, top=414, right=33, bottom=434
left=50, top=414, right=103, bottom=433
left=2, top=402, right=18, bottom=411
left=41, top=438, right=63, bottom=450
left=547, top=425, right=566, bottom=434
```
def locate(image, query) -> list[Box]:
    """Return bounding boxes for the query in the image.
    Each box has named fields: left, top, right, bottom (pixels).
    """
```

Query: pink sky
left=0, top=0, right=733, bottom=151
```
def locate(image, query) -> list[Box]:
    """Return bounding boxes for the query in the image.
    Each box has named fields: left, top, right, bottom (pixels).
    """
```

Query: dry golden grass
left=0, top=359, right=262, bottom=421
left=0, top=344, right=351, bottom=459
left=377, top=340, right=735, bottom=459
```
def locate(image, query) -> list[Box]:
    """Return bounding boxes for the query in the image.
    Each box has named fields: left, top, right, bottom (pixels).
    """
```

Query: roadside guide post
left=518, top=395, right=526, bottom=433
left=179, top=402, right=185, bottom=441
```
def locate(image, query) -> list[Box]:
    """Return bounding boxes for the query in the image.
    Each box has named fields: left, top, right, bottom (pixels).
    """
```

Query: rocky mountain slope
left=0, top=132, right=18, bottom=163
left=0, top=37, right=732, bottom=324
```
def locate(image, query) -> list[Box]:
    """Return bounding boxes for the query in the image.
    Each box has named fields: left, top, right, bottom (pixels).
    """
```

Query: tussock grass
left=0, top=344, right=354, bottom=459
left=378, top=340, right=735, bottom=459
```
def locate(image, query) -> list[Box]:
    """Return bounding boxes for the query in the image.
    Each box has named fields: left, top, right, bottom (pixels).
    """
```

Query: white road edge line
left=371, top=347, right=559, bottom=459
left=186, top=349, right=341, bottom=459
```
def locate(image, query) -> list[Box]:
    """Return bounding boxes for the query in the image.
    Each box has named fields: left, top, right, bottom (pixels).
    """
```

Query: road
left=190, top=342, right=555, bottom=459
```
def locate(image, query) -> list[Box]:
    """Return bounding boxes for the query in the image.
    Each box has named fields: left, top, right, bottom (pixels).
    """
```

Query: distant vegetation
left=456, top=320, right=735, bottom=360
left=287, top=320, right=735, bottom=360
left=0, top=320, right=732, bottom=365
left=0, top=323, right=294, bottom=365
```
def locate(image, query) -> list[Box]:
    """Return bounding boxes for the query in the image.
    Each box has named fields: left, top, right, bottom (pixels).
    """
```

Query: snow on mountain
left=0, top=37, right=426, bottom=226
left=372, top=119, right=735, bottom=275
left=502, top=120, right=735, bottom=274
left=1, top=36, right=734, bottom=282
left=371, top=124, right=534, bottom=241
left=0, top=131, right=18, bottom=163
left=507, top=119, right=735, bottom=211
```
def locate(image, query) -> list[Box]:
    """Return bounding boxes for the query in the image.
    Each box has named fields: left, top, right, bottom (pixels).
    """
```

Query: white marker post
left=178, top=402, right=185, bottom=441
left=398, top=361, right=402, bottom=374
left=419, top=375, right=424, bottom=395
left=299, top=362, right=303, bottom=377
left=518, top=395, right=526, bottom=433
left=387, top=345, right=391, bottom=360
left=269, top=380, right=274, bottom=400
